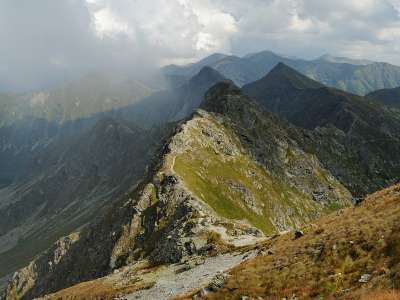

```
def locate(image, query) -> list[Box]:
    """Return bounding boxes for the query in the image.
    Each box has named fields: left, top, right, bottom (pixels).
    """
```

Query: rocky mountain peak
left=188, top=66, right=226, bottom=88
left=200, top=80, right=244, bottom=113
left=257, top=62, right=323, bottom=90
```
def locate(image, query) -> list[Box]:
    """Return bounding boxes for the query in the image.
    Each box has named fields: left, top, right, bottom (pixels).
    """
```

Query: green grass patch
left=173, top=118, right=324, bottom=234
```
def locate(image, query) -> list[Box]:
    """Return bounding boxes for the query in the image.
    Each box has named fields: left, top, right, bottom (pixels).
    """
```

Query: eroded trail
left=125, top=252, right=254, bottom=300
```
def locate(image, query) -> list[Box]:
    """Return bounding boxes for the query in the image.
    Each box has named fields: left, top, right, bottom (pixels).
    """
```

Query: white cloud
left=1, top=0, right=400, bottom=91
left=93, top=8, right=131, bottom=37
left=289, top=15, right=314, bottom=32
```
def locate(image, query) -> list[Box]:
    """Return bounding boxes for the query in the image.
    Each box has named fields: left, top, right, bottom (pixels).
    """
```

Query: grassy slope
left=196, top=184, right=400, bottom=300
left=173, top=112, right=341, bottom=235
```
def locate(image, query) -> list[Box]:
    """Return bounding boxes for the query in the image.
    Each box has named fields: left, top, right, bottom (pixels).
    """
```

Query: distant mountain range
left=163, top=50, right=400, bottom=95
left=2, top=50, right=400, bottom=130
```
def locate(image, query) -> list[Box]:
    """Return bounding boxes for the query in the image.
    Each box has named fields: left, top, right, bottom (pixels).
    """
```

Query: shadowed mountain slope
left=115, top=66, right=226, bottom=126
left=366, top=86, right=400, bottom=109
left=0, top=117, right=170, bottom=283
left=243, top=63, right=400, bottom=198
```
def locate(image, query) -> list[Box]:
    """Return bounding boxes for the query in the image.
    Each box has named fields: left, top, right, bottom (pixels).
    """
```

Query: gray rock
left=359, top=273, right=372, bottom=283
left=209, top=273, right=228, bottom=291
left=294, top=230, right=304, bottom=239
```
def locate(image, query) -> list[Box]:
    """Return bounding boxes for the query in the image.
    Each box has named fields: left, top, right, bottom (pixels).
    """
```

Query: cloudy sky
left=1, top=0, right=400, bottom=91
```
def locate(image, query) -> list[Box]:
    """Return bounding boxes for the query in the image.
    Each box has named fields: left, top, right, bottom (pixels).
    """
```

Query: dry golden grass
left=190, top=184, right=400, bottom=300
left=38, top=263, right=160, bottom=300
left=39, top=278, right=154, bottom=300
left=40, top=184, right=400, bottom=300
left=356, top=290, right=400, bottom=300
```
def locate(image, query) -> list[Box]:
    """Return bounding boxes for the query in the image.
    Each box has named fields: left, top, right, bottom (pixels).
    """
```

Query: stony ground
left=126, top=252, right=256, bottom=300
left=37, top=250, right=258, bottom=300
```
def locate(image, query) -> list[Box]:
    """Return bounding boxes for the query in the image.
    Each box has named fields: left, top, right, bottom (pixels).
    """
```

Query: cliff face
left=4, top=82, right=352, bottom=300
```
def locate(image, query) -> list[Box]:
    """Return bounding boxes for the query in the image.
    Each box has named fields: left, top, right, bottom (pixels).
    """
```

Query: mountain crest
left=261, top=62, right=323, bottom=90
left=189, top=66, right=225, bottom=87
left=200, top=80, right=244, bottom=114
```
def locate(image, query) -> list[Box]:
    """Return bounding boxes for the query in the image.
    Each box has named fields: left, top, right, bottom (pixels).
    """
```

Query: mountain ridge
left=3, top=80, right=352, bottom=300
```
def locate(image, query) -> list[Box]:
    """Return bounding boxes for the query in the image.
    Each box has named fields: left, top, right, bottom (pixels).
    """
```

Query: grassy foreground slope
left=31, top=185, right=400, bottom=300
left=196, top=183, right=400, bottom=300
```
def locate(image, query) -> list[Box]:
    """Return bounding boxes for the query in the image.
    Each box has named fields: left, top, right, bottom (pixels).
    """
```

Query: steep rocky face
left=163, top=50, right=400, bottom=95
left=0, top=117, right=167, bottom=283
left=243, top=64, right=400, bottom=197
left=366, top=86, right=400, bottom=109
left=3, top=82, right=352, bottom=300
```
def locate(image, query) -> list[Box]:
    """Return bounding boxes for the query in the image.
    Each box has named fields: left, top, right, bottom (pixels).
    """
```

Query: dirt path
left=125, top=251, right=254, bottom=300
